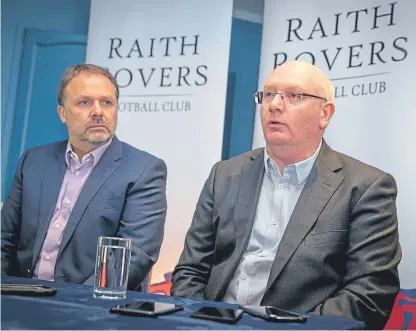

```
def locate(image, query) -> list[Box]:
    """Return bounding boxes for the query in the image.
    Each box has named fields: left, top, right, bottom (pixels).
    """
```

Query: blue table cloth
left=1, top=276, right=365, bottom=329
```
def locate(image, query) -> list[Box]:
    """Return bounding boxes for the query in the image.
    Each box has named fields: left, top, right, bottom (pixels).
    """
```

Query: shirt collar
left=65, top=138, right=113, bottom=168
left=264, top=139, right=322, bottom=185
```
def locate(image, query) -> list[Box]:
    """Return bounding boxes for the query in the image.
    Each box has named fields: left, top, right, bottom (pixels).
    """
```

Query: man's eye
left=265, top=92, right=275, bottom=97
left=103, top=100, right=112, bottom=105
left=79, top=100, right=90, bottom=105
left=288, top=92, right=299, bottom=99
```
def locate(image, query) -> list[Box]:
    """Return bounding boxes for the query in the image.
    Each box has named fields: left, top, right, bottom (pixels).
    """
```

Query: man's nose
left=269, top=93, right=284, bottom=112
left=91, top=101, right=104, bottom=115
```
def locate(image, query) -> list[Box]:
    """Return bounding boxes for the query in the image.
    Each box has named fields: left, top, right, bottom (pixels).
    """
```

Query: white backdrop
left=253, top=0, right=416, bottom=288
left=87, top=0, right=233, bottom=284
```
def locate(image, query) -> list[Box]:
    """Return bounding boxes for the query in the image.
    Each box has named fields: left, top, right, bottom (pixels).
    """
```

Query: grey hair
left=57, top=63, right=119, bottom=106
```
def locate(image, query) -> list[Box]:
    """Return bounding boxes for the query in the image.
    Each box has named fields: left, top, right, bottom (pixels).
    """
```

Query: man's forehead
left=69, top=72, right=109, bottom=84
left=264, top=75, right=310, bottom=91
left=269, top=61, right=331, bottom=91
left=67, top=74, right=115, bottom=91
left=265, top=67, right=321, bottom=91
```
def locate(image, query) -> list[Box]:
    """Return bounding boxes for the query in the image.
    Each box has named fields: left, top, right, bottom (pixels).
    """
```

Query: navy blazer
left=1, top=136, right=167, bottom=291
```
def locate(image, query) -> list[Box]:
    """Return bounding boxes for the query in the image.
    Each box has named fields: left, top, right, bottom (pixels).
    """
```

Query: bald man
left=171, top=61, right=401, bottom=329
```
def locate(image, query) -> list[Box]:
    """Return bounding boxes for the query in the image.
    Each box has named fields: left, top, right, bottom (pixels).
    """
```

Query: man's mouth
left=268, top=120, right=285, bottom=126
left=88, top=125, right=106, bottom=129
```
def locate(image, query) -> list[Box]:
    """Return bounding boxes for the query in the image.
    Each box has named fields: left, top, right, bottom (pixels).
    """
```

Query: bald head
left=266, top=60, right=334, bottom=103
left=260, top=60, right=336, bottom=171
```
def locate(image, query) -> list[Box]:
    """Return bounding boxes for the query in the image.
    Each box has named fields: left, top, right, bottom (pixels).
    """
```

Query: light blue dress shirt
left=223, top=140, right=322, bottom=305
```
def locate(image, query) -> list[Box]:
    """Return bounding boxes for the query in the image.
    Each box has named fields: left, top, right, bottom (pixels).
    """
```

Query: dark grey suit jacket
left=1, top=136, right=167, bottom=291
left=171, top=141, right=401, bottom=329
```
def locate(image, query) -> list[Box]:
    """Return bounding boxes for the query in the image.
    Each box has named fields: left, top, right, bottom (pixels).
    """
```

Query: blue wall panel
left=226, top=18, right=262, bottom=159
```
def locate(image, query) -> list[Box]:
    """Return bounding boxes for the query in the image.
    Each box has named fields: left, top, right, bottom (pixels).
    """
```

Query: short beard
left=66, top=114, right=114, bottom=146
left=78, top=129, right=112, bottom=145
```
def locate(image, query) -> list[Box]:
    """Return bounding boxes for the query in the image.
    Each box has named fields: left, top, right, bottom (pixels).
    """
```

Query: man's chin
left=264, top=132, right=290, bottom=145
left=86, top=134, right=112, bottom=145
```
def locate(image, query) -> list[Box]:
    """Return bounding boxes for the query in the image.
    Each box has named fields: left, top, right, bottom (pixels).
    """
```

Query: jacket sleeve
left=1, top=152, right=28, bottom=275
left=116, top=157, right=168, bottom=291
left=170, top=162, right=219, bottom=300
left=311, top=172, right=401, bottom=329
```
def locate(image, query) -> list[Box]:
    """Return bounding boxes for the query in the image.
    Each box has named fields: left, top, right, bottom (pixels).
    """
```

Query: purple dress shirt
left=33, top=139, right=112, bottom=281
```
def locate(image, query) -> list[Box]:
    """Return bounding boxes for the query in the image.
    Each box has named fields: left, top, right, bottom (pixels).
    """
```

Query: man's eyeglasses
left=254, top=91, right=327, bottom=105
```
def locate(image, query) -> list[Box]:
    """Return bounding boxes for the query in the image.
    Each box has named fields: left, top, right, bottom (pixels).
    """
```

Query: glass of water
left=93, top=236, right=132, bottom=299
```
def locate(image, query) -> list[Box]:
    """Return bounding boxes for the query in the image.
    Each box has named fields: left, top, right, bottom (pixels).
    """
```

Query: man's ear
left=319, top=102, right=335, bottom=129
left=57, top=105, right=67, bottom=124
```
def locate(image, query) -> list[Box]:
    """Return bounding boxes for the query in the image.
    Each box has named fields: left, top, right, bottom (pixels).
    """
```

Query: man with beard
left=1, top=64, right=167, bottom=291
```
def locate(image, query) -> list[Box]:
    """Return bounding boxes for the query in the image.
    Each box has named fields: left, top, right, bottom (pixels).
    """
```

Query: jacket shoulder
left=214, top=148, right=263, bottom=175
left=335, top=150, right=388, bottom=178
left=22, top=141, right=67, bottom=160
left=120, top=141, right=166, bottom=166
left=330, top=149, right=396, bottom=190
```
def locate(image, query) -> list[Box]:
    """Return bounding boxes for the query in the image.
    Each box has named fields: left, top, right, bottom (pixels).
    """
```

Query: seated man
left=171, top=60, right=401, bottom=329
left=1, top=64, right=167, bottom=291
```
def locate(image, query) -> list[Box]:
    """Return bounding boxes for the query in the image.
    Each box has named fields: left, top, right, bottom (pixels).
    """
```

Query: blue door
left=2, top=28, right=87, bottom=200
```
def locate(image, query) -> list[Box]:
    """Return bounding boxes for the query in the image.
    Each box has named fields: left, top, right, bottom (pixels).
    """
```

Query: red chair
left=384, top=289, right=416, bottom=330
left=148, top=272, right=172, bottom=296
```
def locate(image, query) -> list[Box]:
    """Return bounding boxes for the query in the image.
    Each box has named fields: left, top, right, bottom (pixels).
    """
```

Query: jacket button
left=26, top=269, right=32, bottom=276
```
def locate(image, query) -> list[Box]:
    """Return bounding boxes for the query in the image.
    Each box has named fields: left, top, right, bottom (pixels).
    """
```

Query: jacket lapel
left=263, top=141, right=344, bottom=295
left=214, top=149, right=265, bottom=299
left=57, top=137, right=122, bottom=259
left=32, top=142, right=67, bottom=267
